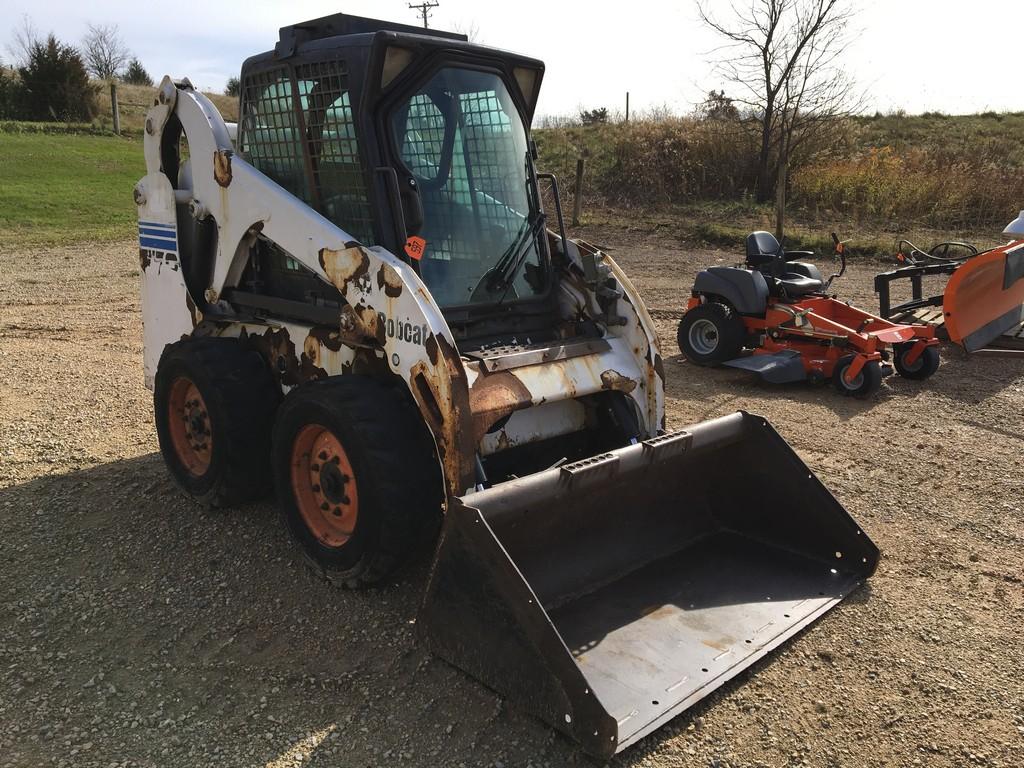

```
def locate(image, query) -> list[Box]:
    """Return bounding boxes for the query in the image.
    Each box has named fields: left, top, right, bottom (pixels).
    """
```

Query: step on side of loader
left=417, top=411, right=879, bottom=759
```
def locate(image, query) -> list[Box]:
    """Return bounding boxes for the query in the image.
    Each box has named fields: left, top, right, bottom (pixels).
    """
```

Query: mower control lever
left=825, top=232, right=848, bottom=291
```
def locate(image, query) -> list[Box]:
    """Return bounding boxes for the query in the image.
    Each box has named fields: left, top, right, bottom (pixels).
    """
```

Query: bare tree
left=698, top=0, right=861, bottom=203
left=6, top=14, right=41, bottom=67
left=452, top=21, right=481, bottom=42
left=81, top=23, right=131, bottom=80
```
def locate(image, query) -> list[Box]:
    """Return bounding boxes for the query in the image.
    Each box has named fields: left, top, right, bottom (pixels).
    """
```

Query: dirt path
left=1, top=236, right=1021, bottom=768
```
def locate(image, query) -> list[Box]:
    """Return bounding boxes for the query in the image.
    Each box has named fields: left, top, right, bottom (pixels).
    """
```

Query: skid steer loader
left=136, top=14, right=878, bottom=759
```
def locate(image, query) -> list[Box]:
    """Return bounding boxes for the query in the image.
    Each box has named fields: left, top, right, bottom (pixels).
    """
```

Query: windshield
left=390, top=68, right=546, bottom=308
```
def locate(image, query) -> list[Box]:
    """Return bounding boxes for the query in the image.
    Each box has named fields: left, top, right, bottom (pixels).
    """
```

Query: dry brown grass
left=93, top=82, right=238, bottom=133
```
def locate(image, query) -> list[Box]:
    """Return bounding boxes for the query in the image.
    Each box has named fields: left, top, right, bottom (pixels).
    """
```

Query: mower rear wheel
left=677, top=302, right=745, bottom=365
left=894, top=343, right=940, bottom=380
left=272, top=376, right=443, bottom=588
left=832, top=355, right=882, bottom=399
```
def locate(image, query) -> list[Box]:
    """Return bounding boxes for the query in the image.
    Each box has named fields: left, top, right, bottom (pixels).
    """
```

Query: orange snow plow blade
left=944, top=242, right=1024, bottom=352
left=875, top=240, right=1024, bottom=353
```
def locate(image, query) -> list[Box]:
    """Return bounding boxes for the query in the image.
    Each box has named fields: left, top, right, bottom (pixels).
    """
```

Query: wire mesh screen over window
left=392, top=69, right=542, bottom=307
left=239, top=63, right=375, bottom=246
left=239, top=69, right=307, bottom=203
left=295, top=61, right=374, bottom=245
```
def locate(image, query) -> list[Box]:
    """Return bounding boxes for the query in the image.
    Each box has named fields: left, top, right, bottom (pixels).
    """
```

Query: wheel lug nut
left=332, top=456, right=340, bottom=465
left=332, top=507, right=342, bottom=517
left=320, top=502, right=329, bottom=511
left=318, top=451, right=328, bottom=460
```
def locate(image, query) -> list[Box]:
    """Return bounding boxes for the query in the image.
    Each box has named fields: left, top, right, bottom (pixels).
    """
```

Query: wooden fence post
left=110, top=82, right=121, bottom=135
left=572, top=157, right=586, bottom=226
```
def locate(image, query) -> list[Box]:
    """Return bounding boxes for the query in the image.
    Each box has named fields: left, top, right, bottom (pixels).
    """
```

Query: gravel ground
left=1, top=233, right=1022, bottom=768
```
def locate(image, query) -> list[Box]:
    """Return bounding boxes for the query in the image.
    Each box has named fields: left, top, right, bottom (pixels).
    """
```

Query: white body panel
left=137, top=77, right=665, bottom=495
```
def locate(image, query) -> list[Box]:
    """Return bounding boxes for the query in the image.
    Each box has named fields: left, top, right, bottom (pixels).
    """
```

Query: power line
left=408, top=1, right=439, bottom=29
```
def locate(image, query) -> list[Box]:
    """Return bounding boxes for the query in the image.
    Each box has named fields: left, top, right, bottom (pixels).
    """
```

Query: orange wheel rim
left=290, top=424, right=359, bottom=548
left=167, top=377, right=213, bottom=476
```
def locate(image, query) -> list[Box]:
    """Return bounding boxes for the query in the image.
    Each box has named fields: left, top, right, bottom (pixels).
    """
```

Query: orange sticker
left=404, top=235, right=426, bottom=261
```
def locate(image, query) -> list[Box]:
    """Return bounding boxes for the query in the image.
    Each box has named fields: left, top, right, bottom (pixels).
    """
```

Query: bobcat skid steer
left=136, top=14, right=878, bottom=759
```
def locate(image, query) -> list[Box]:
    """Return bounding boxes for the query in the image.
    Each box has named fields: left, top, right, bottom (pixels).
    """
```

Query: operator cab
left=234, top=14, right=557, bottom=346
left=745, top=231, right=824, bottom=299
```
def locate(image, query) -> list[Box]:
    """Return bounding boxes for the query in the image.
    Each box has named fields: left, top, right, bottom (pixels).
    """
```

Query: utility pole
left=409, top=1, right=439, bottom=28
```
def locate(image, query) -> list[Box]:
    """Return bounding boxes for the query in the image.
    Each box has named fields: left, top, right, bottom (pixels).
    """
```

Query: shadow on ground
left=0, top=452, right=874, bottom=767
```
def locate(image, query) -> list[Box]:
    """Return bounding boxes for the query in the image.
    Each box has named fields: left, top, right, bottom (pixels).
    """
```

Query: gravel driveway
left=1, top=233, right=1021, bottom=767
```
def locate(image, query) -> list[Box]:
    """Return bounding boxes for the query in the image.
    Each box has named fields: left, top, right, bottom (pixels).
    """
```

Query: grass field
left=0, top=132, right=144, bottom=249
left=0, top=117, right=1006, bottom=255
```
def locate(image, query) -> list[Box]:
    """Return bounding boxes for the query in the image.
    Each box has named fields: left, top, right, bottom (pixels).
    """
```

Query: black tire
left=676, top=302, right=745, bottom=365
left=893, top=342, right=940, bottom=380
left=154, top=337, right=280, bottom=507
left=832, top=355, right=883, bottom=399
left=271, top=376, right=443, bottom=587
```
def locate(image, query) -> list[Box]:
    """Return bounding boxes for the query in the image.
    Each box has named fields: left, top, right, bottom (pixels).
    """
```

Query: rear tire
left=154, top=337, right=280, bottom=507
left=832, top=355, right=882, bottom=399
left=894, top=343, right=940, bottom=380
left=677, top=302, right=745, bottom=365
left=272, top=376, right=443, bottom=587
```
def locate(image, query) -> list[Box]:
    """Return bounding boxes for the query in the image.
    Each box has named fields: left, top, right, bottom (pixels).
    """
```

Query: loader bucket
left=944, top=241, right=1024, bottom=352
left=418, top=411, right=879, bottom=760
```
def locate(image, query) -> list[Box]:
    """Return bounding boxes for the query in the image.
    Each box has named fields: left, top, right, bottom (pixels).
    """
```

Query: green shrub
left=16, top=35, right=98, bottom=122
left=0, top=68, right=19, bottom=119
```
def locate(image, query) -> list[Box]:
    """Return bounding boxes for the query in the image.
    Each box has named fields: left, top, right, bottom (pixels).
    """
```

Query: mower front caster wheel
left=894, top=343, right=940, bottom=380
left=677, top=302, right=745, bottom=365
left=832, top=355, right=882, bottom=399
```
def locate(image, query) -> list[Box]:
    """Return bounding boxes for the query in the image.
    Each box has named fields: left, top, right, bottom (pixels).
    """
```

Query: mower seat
left=776, top=274, right=824, bottom=297
left=745, top=231, right=824, bottom=297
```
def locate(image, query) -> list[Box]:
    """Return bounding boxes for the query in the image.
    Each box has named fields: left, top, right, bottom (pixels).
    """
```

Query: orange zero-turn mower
left=678, top=231, right=940, bottom=398
left=874, top=211, right=1024, bottom=354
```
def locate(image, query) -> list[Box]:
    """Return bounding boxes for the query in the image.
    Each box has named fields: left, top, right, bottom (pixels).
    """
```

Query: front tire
left=832, top=355, right=882, bottom=399
left=272, top=377, right=443, bottom=587
left=894, top=343, right=940, bottom=380
left=154, top=337, right=280, bottom=507
left=677, top=302, right=745, bottom=365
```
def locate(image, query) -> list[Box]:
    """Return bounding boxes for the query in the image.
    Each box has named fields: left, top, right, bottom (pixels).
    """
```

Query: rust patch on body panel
left=242, top=326, right=326, bottom=387
left=600, top=369, right=638, bottom=393
left=308, top=327, right=343, bottom=352
left=468, top=368, right=534, bottom=444
left=339, top=304, right=384, bottom=345
left=213, top=149, right=233, bottom=187
left=406, top=334, right=475, bottom=496
left=341, top=348, right=392, bottom=379
left=653, top=352, right=665, bottom=381
left=320, top=246, right=371, bottom=296
left=376, top=264, right=404, bottom=298
left=424, top=334, right=440, bottom=366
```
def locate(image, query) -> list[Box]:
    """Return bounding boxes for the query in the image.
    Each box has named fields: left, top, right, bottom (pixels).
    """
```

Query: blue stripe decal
left=138, top=220, right=176, bottom=230
left=140, top=236, right=178, bottom=251
left=139, top=226, right=178, bottom=238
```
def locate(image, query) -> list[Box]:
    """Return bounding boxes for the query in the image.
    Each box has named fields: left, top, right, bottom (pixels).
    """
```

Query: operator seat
left=745, top=231, right=824, bottom=298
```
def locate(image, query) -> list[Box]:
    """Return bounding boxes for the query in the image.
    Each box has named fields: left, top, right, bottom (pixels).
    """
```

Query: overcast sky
left=2, top=0, right=1019, bottom=118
